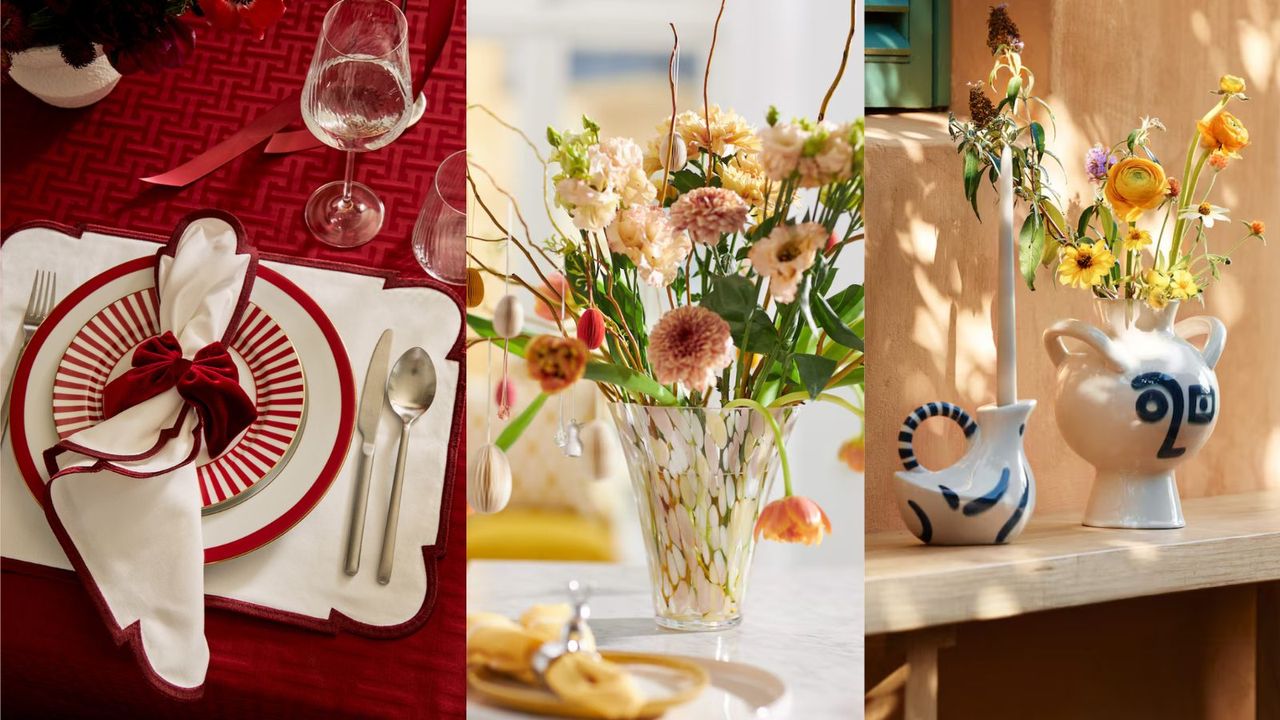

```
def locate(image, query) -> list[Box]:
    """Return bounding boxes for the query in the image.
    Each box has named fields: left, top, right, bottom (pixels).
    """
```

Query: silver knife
left=345, top=328, right=394, bottom=576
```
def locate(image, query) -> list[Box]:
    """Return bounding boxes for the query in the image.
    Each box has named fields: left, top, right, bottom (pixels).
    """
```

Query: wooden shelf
left=866, top=489, right=1280, bottom=635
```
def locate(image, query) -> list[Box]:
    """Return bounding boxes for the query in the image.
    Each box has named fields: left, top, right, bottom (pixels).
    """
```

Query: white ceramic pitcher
left=893, top=399, right=1036, bottom=545
left=1043, top=299, right=1226, bottom=529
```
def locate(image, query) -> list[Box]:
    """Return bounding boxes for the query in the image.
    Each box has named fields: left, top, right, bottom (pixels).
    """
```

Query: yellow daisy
left=1058, top=243, right=1117, bottom=289
left=1123, top=228, right=1152, bottom=252
left=1168, top=270, right=1200, bottom=299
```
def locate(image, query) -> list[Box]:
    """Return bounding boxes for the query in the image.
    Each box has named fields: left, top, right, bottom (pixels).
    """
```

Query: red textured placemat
left=0, top=2, right=466, bottom=717
left=0, top=0, right=464, bottom=281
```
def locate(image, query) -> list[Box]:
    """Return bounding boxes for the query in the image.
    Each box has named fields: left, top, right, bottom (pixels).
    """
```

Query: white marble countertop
left=468, top=560, right=864, bottom=719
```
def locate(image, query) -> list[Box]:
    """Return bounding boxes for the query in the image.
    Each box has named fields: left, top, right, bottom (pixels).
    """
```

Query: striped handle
left=898, top=402, right=979, bottom=471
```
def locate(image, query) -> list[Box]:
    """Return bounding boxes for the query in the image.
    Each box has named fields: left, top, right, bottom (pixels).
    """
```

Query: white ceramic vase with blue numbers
left=1044, top=299, right=1226, bottom=529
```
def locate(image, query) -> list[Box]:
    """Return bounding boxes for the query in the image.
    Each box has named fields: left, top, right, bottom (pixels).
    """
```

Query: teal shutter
left=865, top=0, right=950, bottom=109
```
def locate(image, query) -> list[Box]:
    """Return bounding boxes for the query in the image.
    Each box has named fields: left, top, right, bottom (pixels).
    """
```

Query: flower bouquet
left=948, top=5, right=1266, bottom=528
left=467, top=8, right=863, bottom=628
left=2, top=0, right=286, bottom=106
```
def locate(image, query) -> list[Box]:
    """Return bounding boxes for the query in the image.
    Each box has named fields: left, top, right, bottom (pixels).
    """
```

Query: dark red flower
left=109, top=17, right=195, bottom=75
left=197, top=0, right=286, bottom=39
left=1, top=1, right=26, bottom=47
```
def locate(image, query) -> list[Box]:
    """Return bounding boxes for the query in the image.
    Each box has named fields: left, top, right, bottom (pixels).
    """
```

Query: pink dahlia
left=669, top=187, right=750, bottom=245
left=648, top=306, right=735, bottom=393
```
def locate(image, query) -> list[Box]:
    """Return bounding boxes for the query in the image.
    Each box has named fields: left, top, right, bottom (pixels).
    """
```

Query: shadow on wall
left=865, top=0, right=1280, bottom=533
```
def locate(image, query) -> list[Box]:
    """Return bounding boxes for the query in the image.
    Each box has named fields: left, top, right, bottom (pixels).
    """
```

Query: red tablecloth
left=0, top=2, right=466, bottom=717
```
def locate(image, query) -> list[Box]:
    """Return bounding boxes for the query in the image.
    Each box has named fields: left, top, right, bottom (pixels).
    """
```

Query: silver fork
left=1, top=270, right=57, bottom=439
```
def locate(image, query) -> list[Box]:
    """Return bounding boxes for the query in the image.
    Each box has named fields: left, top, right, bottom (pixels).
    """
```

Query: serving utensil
left=531, top=580, right=593, bottom=683
left=345, top=328, right=394, bottom=575
left=2, top=270, right=56, bottom=439
left=377, top=346, right=437, bottom=584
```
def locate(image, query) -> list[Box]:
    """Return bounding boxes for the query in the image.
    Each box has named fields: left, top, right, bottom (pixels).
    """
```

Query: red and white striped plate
left=51, top=289, right=307, bottom=514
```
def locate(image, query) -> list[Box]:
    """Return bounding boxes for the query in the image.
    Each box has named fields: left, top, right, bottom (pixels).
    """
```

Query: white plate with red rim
left=10, top=254, right=355, bottom=563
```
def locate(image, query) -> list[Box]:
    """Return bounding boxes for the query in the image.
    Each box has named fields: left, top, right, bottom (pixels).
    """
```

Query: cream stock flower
left=555, top=178, right=619, bottom=232
left=748, top=222, right=826, bottom=302
left=605, top=204, right=692, bottom=287
left=589, top=137, right=656, bottom=208
left=758, top=121, right=806, bottom=180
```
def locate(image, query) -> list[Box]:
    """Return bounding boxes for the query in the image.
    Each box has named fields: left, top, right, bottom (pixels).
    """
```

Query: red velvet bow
left=102, top=332, right=257, bottom=457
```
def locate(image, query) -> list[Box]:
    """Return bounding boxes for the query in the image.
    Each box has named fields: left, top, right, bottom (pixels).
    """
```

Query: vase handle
left=1174, top=315, right=1227, bottom=369
left=898, top=402, right=979, bottom=472
left=1043, top=319, right=1130, bottom=373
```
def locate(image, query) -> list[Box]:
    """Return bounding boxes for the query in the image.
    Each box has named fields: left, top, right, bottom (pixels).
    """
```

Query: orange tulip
left=838, top=435, right=865, bottom=473
left=755, top=496, right=832, bottom=546
left=525, top=335, right=588, bottom=394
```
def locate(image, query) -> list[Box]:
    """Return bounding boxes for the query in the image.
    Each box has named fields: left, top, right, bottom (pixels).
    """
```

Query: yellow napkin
left=467, top=604, right=643, bottom=719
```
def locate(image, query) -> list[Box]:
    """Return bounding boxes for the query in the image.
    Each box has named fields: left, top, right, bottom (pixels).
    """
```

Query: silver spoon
left=377, top=347, right=437, bottom=585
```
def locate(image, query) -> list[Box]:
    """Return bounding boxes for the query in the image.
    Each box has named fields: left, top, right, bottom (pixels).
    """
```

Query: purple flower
left=1085, top=144, right=1114, bottom=183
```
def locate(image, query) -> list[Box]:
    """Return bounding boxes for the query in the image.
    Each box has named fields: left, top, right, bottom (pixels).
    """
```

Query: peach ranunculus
left=1197, top=110, right=1249, bottom=158
left=1104, top=157, right=1170, bottom=222
left=534, top=272, right=573, bottom=322
left=754, top=496, right=832, bottom=546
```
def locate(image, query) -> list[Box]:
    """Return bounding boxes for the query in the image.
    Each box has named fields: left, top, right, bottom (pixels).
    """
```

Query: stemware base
left=305, top=180, right=384, bottom=248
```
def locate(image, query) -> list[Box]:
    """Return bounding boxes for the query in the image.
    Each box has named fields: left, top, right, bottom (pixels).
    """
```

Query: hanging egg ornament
left=580, top=419, right=620, bottom=481
left=659, top=132, right=688, bottom=171
left=466, top=267, right=485, bottom=308
left=469, top=443, right=512, bottom=514
left=493, top=295, right=525, bottom=339
left=576, top=307, right=606, bottom=350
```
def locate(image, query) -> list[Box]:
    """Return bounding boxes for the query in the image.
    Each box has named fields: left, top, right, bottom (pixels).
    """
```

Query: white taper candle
left=997, top=145, right=1017, bottom=406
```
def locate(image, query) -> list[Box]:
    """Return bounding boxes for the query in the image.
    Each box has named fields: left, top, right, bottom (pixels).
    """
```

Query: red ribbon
left=140, top=0, right=457, bottom=187
left=103, top=332, right=257, bottom=458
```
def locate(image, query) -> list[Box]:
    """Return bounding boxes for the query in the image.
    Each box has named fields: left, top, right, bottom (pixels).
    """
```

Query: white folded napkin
left=42, top=214, right=256, bottom=697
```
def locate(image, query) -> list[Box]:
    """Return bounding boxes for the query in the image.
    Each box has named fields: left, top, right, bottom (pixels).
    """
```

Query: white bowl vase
left=1044, top=299, right=1226, bottom=529
left=8, top=45, right=121, bottom=108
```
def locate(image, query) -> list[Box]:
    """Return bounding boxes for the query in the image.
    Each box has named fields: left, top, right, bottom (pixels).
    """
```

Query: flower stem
left=726, top=398, right=792, bottom=497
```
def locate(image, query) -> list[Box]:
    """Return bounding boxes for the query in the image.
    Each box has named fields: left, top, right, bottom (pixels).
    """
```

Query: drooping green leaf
left=1030, top=121, right=1045, bottom=155
left=793, top=353, right=838, bottom=399
left=1038, top=200, right=1066, bottom=264
left=810, top=292, right=863, bottom=351
left=963, top=149, right=983, bottom=219
left=1018, top=213, right=1046, bottom=290
left=584, top=362, right=678, bottom=404
left=496, top=393, right=548, bottom=451
left=1076, top=204, right=1096, bottom=241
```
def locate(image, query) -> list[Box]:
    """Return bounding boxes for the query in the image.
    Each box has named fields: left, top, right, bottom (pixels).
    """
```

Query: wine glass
left=301, top=0, right=413, bottom=248
left=412, top=149, right=467, bottom=284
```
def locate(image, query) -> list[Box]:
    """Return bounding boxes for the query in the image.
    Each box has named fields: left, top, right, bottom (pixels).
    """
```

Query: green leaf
left=1018, top=213, right=1046, bottom=290
left=1030, top=122, right=1045, bottom=155
left=793, top=353, right=838, bottom=399
left=810, top=292, right=863, bottom=351
left=963, top=149, right=983, bottom=219
left=1038, top=201, right=1066, bottom=265
left=826, top=284, right=864, bottom=321
left=1076, top=204, right=1096, bottom=241
left=585, top=362, right=677, bottom=404
left=495, top=393, right=548, bottom=451
left=702, top=275, right=779, bottom=354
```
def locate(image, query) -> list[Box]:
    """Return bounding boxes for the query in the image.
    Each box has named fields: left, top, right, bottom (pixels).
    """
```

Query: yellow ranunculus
left=1197, top=110, right=1250, bottom=158
left=1105, top=157, right=1170, bottom=222
left=1219, top=74, right=1246, bottom=94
